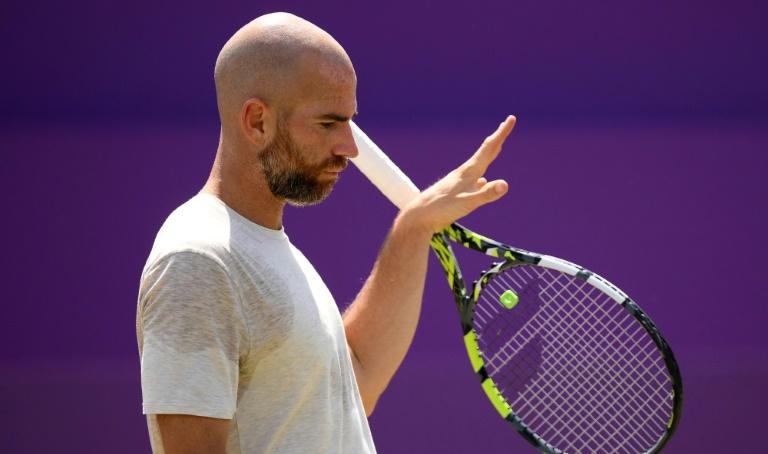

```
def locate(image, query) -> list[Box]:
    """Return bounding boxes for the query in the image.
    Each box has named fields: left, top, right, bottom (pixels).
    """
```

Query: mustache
left=318, top=156, right=348, bottom=172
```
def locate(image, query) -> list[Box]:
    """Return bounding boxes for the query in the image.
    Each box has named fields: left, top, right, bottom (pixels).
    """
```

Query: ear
left=240, top=98, right=275, bottom=147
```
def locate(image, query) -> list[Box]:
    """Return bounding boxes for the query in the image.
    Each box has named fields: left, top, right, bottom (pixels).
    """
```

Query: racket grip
left=350, top=120, right=421, bottom=210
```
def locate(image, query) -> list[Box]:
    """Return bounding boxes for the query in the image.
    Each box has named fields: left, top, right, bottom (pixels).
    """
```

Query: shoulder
left=146, top=193, right=233, bottom=267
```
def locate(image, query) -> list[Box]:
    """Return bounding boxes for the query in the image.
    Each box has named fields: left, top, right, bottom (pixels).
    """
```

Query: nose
left=333, top=123, right=359, bottom=158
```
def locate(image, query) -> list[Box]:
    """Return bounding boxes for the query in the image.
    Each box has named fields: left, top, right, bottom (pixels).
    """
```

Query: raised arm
left=343, top=116, right=516, bottom=414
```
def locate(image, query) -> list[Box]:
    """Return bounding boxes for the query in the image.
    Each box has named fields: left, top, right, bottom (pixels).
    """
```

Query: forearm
left=344, top=115, right=515, bottom=415
left=343, top=209, right=432, bottom=414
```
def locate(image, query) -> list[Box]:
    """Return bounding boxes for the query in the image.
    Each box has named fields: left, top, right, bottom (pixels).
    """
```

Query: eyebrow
left=318, top=111, right=359, bottom=122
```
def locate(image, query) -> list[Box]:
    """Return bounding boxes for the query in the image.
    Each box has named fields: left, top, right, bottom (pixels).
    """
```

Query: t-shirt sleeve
left=138, top=250, right=248, bottom=419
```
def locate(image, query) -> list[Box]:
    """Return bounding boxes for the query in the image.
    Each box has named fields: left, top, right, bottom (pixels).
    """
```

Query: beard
left=258, top=121, right=347, bottom=206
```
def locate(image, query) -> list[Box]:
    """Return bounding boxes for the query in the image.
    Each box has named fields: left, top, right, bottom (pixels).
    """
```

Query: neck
left=201, top=136, right=286, bottom=230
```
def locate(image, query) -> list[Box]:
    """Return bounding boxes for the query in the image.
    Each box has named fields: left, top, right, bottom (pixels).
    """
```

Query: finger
left=462, top=178, right=508, bottom=207
left=475, top=177, right=488, bottom=190
left=465, top=115, right=516, bottom=175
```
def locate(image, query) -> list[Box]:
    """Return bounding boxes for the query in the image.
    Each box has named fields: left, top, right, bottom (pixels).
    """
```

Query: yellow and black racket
left=351, top=121, right=682, bottom=454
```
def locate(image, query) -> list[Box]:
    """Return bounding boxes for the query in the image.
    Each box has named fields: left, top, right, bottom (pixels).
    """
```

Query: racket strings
left=502, top=269, right=670, bottom=452
left=487, top=281, right=666, bottom=453
left=499, top=269, right=670, bottom=453
left=474, top=265, right=674, bottom=454
left=514, top=294, right=667, bottom=452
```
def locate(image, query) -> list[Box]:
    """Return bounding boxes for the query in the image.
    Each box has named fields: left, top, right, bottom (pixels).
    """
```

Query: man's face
left=258, top=115, right=348, bottom=206
left=259, top=58, right=358, bottom=206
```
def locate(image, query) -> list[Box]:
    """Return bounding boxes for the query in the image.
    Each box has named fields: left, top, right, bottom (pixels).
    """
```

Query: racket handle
left=350, top=120, right=421, bottom=210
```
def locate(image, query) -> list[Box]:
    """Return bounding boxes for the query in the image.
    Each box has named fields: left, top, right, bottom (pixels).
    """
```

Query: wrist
left=392, top=206, right=437, bottom=243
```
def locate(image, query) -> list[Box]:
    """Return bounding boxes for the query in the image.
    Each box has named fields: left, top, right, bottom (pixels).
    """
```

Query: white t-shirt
left=136, top=193, right=376, bottom=453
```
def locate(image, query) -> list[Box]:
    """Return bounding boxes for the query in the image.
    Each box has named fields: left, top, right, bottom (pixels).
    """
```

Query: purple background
left=2, top=1, right=766, bottom=452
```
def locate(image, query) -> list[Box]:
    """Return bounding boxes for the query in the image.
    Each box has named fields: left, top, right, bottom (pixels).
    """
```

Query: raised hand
left=402, top=115, right=516, bottom=235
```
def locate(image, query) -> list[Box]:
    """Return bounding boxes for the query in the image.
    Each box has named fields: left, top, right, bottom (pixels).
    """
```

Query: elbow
left=348, top=347, right=383, bottom=416
left=362, top=392, right=380, bottom=417
left=356, top=366, right=382, bottom=416
left=358, top=372, right=387, bottom=417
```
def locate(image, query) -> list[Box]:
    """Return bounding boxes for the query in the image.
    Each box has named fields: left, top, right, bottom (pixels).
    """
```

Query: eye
left=319, top=121, right=335, bottom=129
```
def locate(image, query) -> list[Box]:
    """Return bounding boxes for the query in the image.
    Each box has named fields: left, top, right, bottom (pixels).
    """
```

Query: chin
left=285, top=183, right=336, bottom=207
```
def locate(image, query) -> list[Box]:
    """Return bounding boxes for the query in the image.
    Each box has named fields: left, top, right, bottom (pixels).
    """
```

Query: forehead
left=290, top=54, right=357, bottom=116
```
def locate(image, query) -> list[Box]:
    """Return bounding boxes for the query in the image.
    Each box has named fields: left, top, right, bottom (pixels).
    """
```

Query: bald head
left=214, top=13, right=355, bottom=130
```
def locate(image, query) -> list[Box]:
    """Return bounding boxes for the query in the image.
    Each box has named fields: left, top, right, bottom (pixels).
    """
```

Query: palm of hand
left=404, top=116, right=517, bottom=234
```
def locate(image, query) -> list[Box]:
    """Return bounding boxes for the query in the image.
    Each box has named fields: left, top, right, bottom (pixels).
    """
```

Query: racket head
left=434, top=224, right=683, bottom=454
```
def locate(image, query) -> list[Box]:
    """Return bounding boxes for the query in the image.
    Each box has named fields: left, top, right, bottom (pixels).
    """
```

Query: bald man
left=136, top=12, right=515, bottom=454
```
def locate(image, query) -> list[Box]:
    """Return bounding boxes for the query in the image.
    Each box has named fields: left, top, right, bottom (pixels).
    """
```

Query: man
left=136, top=12, right=515, bottom=454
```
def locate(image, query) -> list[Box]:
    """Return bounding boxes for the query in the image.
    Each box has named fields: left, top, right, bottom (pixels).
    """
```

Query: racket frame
left=432, top=223, right=683, bottom=454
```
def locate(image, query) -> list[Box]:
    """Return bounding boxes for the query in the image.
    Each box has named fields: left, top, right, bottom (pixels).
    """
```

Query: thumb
left=467, top=179, right=508, bottom=206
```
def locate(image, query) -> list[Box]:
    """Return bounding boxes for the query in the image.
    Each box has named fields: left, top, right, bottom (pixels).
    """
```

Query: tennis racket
left=350, top=121, right=683, bottom=454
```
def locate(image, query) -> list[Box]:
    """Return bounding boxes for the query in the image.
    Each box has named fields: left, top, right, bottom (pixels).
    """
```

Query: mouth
left=323, top=164, right=347, bottom=174
left=321, top=158, right=348, bottom=176
left=319, top=169, right=343, bottom=180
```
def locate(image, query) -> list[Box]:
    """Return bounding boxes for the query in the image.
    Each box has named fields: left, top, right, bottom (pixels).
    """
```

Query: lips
left=324, top=163, right=348, bottom=173
left=320, top=157, right=348, bottom=175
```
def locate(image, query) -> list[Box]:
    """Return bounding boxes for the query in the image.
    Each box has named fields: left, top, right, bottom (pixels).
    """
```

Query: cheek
left=296, top=140, right=328, bottom=167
